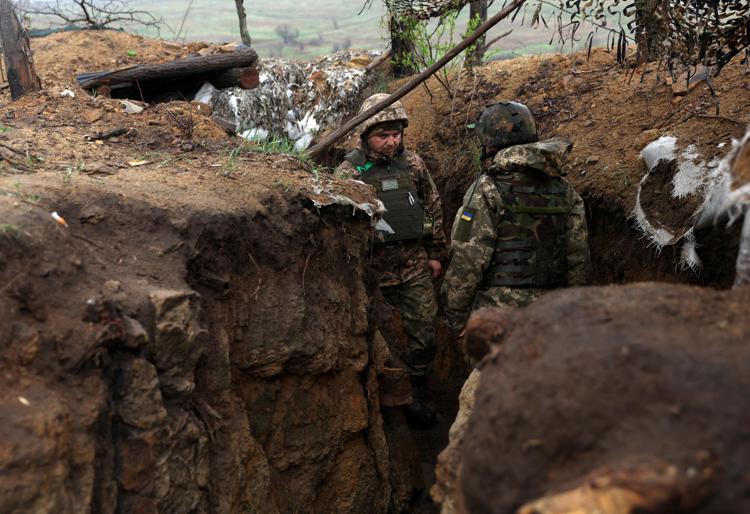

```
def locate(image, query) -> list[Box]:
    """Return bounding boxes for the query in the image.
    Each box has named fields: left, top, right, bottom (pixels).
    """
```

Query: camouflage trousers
left=473, top=286, right=546, bottom=310
left=380, top=271, right=438, bottom=378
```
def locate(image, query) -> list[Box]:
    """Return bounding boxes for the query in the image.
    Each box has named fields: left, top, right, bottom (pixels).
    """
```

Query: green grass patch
left=0, top=223, right=22, bottom=238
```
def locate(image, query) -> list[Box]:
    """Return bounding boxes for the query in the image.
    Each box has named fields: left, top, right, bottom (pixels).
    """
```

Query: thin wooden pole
left=366, top=48, right=393, bottom=73
left=308, top=0, right=526, bottom=159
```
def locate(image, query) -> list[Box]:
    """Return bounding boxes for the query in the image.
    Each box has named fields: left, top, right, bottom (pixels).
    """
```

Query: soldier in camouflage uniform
left=442, top=100, right=590, bottom=333
left=434, top=101, right=590, bottom=513
left=337, top=93, right=447, bottom=426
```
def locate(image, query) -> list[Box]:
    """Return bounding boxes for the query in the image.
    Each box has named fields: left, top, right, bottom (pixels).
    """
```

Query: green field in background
left=30, top=1, right=628, bottom=60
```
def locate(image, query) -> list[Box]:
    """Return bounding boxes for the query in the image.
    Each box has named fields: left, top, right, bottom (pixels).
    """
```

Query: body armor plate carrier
left=345, top=150, right=426, bottom=244
left=483, top=170, right=571, bottom=288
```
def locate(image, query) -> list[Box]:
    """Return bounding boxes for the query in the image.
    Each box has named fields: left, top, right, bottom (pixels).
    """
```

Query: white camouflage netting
left=634, top=127, right=750, bottom=273
left=385, top=0, right=474, bottom=20
left=204, top=50, right=382, bottom=151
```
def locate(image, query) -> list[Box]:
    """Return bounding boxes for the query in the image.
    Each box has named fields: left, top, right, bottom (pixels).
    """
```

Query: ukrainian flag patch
left=460, top=210, right=475, bottom=222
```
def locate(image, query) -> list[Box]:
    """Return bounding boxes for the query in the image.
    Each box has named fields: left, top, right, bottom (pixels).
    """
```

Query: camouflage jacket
left=441, top=138, right=591, bottom=331
left=337, top=146, right=447, bottom=287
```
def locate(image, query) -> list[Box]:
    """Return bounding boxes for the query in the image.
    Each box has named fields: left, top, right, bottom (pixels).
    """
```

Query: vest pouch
left=483, top=171, right=570, bottom=288
left=344, top=150, right=427, bottom=244
left=377, top=179, right=425, bottom=243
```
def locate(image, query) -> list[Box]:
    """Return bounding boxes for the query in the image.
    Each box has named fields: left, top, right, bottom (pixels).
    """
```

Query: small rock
left=149, top=289, right=195, bottom=320
left=104, top=280, right=122, bottom=293
left=583, top=120, right=593, bottom=127
left=586, top=156, right=600, bottom=165
left=191, top=101, right=212, bottom=116
left=82, top=109, right=103, bottom=123
left=120, top=100, right=144, bottom=114
left=121, top=315, right=149, bottom=349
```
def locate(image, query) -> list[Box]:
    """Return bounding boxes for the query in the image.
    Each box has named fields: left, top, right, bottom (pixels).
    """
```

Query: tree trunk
left=390, top=14, right=418, bottom=77
left=466, top=1, right=488, bottom=66
left=635, top=0, right=668, bottom=63
left=0, top=0, right=41, bottom=100
left=234, top=0, right=252, bottom=47
left=309, top=0, right=527, bottom=159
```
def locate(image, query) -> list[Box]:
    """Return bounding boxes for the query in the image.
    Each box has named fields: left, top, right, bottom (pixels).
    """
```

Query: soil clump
left=460, top=283, right=750, bottom=513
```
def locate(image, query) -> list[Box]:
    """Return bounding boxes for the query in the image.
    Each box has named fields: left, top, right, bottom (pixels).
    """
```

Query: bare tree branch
left=24, top=0, right=163, bottom=33
left=234, top=0, right=252, bottom=46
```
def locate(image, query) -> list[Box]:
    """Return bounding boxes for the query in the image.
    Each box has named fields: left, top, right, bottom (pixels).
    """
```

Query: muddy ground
left=1, top=29, right=749, bottom=514
left=462, top=283, right=750, bottom=514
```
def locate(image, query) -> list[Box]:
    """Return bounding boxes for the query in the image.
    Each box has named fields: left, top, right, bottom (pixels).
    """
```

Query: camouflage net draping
left=384, top=0, right=475, bottom=20
left=532, top=0, right=750, bottom=72
left=382, top=0, right=749, bottom=72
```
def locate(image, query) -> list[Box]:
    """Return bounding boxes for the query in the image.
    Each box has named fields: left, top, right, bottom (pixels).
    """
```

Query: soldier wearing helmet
left=441, top=101, right=591, bottom=333
left=336, top=93, right=447, bottom=427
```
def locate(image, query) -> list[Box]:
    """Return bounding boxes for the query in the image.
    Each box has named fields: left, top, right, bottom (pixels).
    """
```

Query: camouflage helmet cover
left=358, top=93, right=410, bottom=136
left=476, top=101, right=538, bottom=154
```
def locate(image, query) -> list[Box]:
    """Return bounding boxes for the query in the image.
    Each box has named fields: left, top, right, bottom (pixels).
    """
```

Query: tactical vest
left=482, top=170, right=571, bottom=288
left=345, top=149, right=426, bottom=244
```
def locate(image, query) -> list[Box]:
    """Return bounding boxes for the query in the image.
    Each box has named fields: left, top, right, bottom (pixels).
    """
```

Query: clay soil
left=463, top=283, right=750, bottom=513
left=638, top=159, right=703, bottom=236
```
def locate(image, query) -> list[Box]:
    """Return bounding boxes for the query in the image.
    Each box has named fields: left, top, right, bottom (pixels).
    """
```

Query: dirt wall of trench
left=0, top=168, right=414, bottom=513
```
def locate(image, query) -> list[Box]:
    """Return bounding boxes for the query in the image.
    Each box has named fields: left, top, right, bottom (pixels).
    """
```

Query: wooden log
left=210, top=65, right=259, bottom=89
left=0, top=0, right=41, bottom=100
left=76, top=48, right=258, bottom=89
left=366, top=48, right=392, bottom=73
left=308, top=0, right=526, bottom=159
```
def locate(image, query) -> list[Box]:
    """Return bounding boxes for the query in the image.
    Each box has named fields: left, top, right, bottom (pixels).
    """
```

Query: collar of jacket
left=360, top=140, right=406, bottom=164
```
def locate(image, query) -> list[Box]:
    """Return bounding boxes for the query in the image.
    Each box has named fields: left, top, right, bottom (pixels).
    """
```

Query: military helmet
left=475, top=101, right=537, bottom=154
left=358, top=93, right=409, bottom=136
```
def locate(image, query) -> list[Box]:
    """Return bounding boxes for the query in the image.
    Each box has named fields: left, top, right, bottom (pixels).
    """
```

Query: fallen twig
left=0, top=270, right=27, bottom=295
left=247, top=251, right=262, bottom=301
left=84, top=128, right=129, bottom=141
left=484, top=30, right=513, bottom=51
left=366, top=48, right=392, bottom=72
left=571, top=64, right=618, bottom=75
left=302, top=253, right=311, bottom=296
left=0, top=141, right=25, bottom=155
left=679, top=113, right=747, bottom=128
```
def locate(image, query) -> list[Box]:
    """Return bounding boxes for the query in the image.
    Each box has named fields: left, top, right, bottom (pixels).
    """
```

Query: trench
left=1, top=152, right=741, bottom=514
left=584, top=194, right=741, bottom=288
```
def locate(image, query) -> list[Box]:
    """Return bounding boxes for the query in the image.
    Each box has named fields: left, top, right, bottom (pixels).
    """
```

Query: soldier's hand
left=428, top=259, right=442, bottom=278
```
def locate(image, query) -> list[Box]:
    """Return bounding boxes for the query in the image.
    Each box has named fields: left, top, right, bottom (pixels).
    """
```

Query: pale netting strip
left=633, top=127, right=750, bottom=273
left=384, top=0, right=474, bottom=20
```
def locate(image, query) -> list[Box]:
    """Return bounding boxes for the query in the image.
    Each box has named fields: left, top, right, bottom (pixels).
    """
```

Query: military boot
left=403, top=375, right=437, bottom=428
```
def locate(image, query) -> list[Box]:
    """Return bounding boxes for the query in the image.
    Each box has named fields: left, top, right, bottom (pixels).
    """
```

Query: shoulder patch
left=460, top=209, right=475, bottom=222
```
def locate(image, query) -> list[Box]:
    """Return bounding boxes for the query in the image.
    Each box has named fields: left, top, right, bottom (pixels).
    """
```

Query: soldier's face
left=368, top=130, right=402, bottom=157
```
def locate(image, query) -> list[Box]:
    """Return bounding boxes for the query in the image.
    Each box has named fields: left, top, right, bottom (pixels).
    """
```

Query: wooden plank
left=0, top=0, right=41, bottom=100
left=76, top=48, right=258, bottom=89
left=308, top=0, right=526, bottom=159
left=210, top=65, right=259, bottom=89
